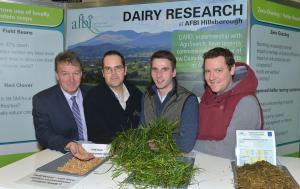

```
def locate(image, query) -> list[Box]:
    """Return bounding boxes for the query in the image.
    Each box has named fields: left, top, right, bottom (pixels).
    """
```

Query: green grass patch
left=0, top=152, right=36, bottom=168
left=284, top=152, right=300, bottom=158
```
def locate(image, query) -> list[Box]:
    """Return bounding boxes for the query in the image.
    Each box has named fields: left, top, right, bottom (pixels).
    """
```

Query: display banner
left=66, top=0, right=248, bottom=96
left=0, top=1, right=64, bottom=154
left=250, top=0, right=300, bottom=154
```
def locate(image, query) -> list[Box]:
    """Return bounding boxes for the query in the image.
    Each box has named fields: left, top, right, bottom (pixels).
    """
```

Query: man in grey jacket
left=140, top=50, right=198, bottom=153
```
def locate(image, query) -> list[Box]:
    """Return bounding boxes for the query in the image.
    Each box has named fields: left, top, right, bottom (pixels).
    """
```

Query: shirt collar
left=60, top=86, right=81, bottom=100
left=110, top=84, right=129, bottom=100
left=151, top=79, right=176, bottom=103
left=110, top=84, right=130, bottom=110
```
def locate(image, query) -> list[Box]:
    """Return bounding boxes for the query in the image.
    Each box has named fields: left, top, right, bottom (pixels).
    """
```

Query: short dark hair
left=55, top=50, right=82, bottom=72
left=203, top=47, right=235, bottom=70
left=101, top=50, right=125, bottom=68
left=150, top=50, right=176, bottom=70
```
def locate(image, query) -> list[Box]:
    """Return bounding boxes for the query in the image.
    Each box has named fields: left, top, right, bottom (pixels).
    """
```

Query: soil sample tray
left=231, top=161, right=300, bottom=189
left=37, top=153, right=105, bottom=176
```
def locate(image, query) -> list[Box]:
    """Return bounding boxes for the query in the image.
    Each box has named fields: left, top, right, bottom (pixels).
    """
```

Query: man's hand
left=147, top=139, right=159, bottom=151
left=65, top=142, right=94, bottom=160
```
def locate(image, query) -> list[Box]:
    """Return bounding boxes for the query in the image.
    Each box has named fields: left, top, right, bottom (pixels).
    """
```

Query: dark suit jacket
left=32, top=84, right=89, bottom=152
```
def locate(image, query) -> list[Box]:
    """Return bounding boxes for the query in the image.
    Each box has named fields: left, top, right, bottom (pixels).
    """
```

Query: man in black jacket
left=84, top=50, right=142, bottom=144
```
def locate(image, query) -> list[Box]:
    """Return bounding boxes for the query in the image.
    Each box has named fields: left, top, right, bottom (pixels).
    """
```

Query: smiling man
left=32, top=50, right=93, bottom=160
left=194, top=47, right=264, bottom=160
left=84, top=50, right=142, bottom=144
left=140, top=50, right=198, bottom=153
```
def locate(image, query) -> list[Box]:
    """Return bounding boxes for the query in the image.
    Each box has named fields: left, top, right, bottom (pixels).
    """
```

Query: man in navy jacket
left=32, top=50, right=93, bottom=160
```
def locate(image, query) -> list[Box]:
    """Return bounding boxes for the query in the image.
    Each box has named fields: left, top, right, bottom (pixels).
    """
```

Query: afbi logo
left=71, top=14, right=93, bottom=30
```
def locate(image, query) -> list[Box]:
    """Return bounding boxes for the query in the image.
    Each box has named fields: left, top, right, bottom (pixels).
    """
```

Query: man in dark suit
left=32, top=50, right=93, bottom=160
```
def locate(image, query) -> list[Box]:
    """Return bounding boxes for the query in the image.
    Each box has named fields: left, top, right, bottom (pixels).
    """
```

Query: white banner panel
left=0, top=1, right=64, bottom=154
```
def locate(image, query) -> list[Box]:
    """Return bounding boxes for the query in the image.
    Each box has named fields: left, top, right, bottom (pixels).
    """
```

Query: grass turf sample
left=109, top=118, right=198, bottom=188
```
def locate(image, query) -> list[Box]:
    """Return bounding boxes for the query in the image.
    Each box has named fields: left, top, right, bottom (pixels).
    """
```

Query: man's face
left=102, top=55, right=127, bottom=89
left=55, top=62, right=82, bottom=95
left=151, top=58, right=176, bottom=95
left=204, top=56, right=235, bottom=94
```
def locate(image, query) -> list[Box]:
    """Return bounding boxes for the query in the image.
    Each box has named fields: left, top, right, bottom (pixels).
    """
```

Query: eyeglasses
left=103, top=65, right=124, bottom=74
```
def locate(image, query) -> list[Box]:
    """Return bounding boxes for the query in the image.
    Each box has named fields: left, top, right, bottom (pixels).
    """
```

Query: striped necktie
left=70, top=96, right=84, bottom=140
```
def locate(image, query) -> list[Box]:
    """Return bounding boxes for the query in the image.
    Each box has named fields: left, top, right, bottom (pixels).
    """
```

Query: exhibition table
left=0, top=149, right=299, bottom=189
